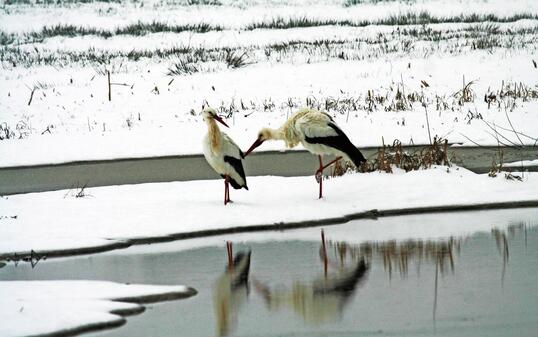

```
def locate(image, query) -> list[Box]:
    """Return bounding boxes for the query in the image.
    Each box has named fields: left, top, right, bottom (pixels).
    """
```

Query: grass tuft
left=167, top=58, right=200, bottom=76
left=353, top=137, right=451, bottom=174
left=224, top=49, right=249, bottom=69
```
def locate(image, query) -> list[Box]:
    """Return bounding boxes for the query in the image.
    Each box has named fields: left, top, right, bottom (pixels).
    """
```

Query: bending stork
left=202, top=108, right=248, bottom=205
left=244, top=108, right=365, bottom=198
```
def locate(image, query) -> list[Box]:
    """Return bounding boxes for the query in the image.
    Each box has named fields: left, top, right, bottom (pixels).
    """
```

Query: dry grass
left=347, top=137, right=450, bottom=174
left=453, top=77, right=476, bottom=106
left=329, top=137, right=451, bottom=181
left=488, top=148, right=504, bottom=177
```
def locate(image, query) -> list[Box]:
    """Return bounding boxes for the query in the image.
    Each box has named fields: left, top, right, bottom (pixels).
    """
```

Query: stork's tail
left=348, top=146, right=367, bottom=168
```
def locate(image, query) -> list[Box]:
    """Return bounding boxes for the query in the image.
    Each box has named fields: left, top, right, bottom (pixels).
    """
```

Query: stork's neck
left=206, top=118, right=221, bottom=153
left=266, top=127, right=285, bottom=141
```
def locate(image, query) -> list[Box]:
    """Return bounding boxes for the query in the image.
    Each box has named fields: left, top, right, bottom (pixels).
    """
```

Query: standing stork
left=202, top=107, right=248, bottom=205
left=244, top=108, right=365, bottom=198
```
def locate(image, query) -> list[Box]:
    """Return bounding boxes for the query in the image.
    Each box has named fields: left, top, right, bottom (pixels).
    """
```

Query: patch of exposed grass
left=2, top=0, right=220, bottom=5
left=1, top=21, right=223, bottom=46
left=0, top=31, right=15, bottom=45
left=246, top=12, right=538, bottom=30
left=4, top=0, right=121, bottom=3
left=224, top=49, right=249, bottom=69
left=166, top=47, right=251, bottom=76
left=2, top=23, right=537, bottom=69
left=1, top=44, right=226, bottom=67
left=2, top=12, right=536, bottom=47
left=344, top=0, right=413, bottom=6
left=328, top=137, right=451, bottom=178
left=167, top=58, right=200, bottom=75
left=115, top=21, right=220, bottom=35
left=472, top=36, right=500, bottom=49
left=453, top=78, right=476, bottom=106
left=186, top=0, right=221, bottom=5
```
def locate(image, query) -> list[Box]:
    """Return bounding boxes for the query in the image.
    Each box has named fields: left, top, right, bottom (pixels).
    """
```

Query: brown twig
left=482, top=119, right=522, bottom=148
left=504, top=110, right=524, bottom=146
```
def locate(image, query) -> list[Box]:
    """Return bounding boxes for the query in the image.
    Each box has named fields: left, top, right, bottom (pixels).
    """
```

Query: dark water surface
left=2, top=209, right=538, bottom=337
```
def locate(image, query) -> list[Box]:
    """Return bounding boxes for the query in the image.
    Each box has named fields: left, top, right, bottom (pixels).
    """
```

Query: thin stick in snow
left=458, top=133, right=486, bottom=148
left=504, top=110, right=524, bottom=146
left=27, top=88, right=35, bottom=106
left=107, top=71, right=111, bottom=101
left=424, top=104, right=432, bottom=145
left=492, top=123, right=538, bottom=143
left=482, top=119, right=521, bottom=148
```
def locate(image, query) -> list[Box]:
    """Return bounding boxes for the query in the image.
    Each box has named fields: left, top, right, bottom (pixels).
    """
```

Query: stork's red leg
left=317, top=155, right=323, bottom=199
left=226, top=175, right=231, bottom=204
left=226, top=178, right=230, bottom=204
left=321, top=156, right=343, bottom=171
left=224, top=175, right=229, bottom=205
left=316, top=156, right=343, bottom=199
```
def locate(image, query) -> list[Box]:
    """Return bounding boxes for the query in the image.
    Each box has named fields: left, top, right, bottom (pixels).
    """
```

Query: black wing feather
left=304, top=122, right=366, bottom=167
left=223, top=155, right=248, bottom=190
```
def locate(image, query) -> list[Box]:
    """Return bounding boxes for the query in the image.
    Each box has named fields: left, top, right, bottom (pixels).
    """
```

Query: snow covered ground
left=94, top=206, right=537, bottom=256
left=0, top=280, right=196, bottom=337
left=1, top=166, right=537, bottom=259
left=1, top=0, right=537, bottom=167
left=505, top=159, right=538, bottom=167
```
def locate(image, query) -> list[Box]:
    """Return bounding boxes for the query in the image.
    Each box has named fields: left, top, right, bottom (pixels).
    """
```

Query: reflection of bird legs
left=215, top=248, right=251, bottom=337
left=253, top=278, right=272, bottom=306
left=226, top=241, right=233, bottom=270
left=315, top=156, right=343, bottom=199
left=321, top=230, right=328, bottom=278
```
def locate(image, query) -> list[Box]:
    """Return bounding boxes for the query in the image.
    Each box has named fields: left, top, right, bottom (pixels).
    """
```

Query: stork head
left=202, top=107, right=229, bottom=128
left=244, top=128, right=274, bottom=156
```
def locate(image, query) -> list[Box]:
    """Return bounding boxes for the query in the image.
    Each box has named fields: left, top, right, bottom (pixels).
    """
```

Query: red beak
left=244, top=138, right=265, bottom=156
left=213, top=115, right=229, bottom=128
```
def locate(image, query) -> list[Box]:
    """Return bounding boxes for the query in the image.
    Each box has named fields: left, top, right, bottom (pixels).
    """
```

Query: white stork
left=244, top=108, right=366, bottom=198
left=202, top=107, right=248, bottom=205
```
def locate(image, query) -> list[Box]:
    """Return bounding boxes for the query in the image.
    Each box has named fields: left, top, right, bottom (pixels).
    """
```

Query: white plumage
left=202, top=108, right=247, bottom=205
left=244, top=108, right=366, bottom=198
left=295, top=112, right=342, bottom=156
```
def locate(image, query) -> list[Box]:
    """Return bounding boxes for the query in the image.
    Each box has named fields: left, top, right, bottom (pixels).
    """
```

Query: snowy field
left=1, top=0, right=538, bottom=166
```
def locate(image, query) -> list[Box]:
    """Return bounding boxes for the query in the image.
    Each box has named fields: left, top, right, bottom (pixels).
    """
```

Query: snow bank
left=1, top=166, right=536, bottom=258
left=0, top=280, right=196, bottom=337
left=504, top=159, right=538, bottom=167
left=97, top=207, right=538, bottom=255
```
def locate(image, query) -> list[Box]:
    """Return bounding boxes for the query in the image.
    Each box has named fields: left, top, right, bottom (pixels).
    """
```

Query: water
left=2, top=209, right=538, bottom=337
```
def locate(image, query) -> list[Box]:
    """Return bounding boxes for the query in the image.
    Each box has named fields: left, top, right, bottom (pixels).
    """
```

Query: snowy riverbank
left=1, top=166, right=537, bottom=259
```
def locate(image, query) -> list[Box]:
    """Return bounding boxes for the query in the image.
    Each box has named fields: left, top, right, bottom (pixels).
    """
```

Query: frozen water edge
left=504, top=159, right=538, bottom=167
left=1, top=166, right=537, bottom=259
left=0, top=280, right=197, bottom=337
